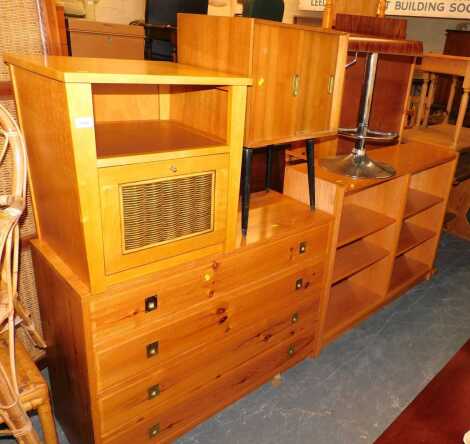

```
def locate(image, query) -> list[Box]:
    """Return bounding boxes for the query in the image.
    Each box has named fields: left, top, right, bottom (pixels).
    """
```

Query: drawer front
left=99, top=155, right=229, bottom=275
left=101, top=332, right=314, bottom=444
left=70, top=32, right=144, bottom=59
left=90, top=227, right=328, bottom=342
left=90, top=261, right=218, bottom=343
left=95, top=263, right=323, bottom=391
left=214, top=225, right=329, bottom=293
left=98, top=300, right=319, bottom=435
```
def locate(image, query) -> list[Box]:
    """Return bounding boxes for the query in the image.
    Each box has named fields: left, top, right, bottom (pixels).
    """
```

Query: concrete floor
left=2, top=233, right=470, bottom=443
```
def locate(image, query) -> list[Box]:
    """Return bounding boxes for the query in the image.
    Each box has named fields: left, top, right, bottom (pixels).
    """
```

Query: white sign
left=298, top=0, right=470, bottom=19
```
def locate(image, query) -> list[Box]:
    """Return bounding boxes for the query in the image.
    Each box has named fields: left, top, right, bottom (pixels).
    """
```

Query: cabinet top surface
left=67, top=18, right=145, bottom=37
left=293, top=142, right=456, bottom=194
left=4, top=55, right=253, bottom=86
left=178, top=13, right=347, bottom=36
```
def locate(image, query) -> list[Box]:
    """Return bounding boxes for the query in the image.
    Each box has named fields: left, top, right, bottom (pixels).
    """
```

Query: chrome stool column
left=320, top=52, right=397, bottom=179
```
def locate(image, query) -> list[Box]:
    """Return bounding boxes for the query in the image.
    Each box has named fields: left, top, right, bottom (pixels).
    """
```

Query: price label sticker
left=74, top=117, right=94, bottom=129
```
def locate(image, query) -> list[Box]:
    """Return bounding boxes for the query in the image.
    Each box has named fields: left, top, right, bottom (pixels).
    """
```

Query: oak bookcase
left=284, top=142, right=457, bottom=349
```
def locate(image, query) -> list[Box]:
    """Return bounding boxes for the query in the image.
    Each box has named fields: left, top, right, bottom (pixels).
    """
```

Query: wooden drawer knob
left=203, top=270, right=215, bottom=282
left=291, top=313, right=299, bottom=324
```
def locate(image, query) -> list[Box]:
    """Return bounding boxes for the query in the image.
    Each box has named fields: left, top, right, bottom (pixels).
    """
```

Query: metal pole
left=353, top=52, right=379, bottom=157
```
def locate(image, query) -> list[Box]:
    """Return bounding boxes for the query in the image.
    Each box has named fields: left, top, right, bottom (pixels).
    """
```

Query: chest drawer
left=97, top=299, right=319, bottom=435
left=101, top=330, right=314, bottom=444
left=90, top=225, right=329, bottom=342
left=94, top=262, right=323, bottom=391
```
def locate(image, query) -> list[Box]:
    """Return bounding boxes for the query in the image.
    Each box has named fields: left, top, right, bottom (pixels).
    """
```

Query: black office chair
left=144, top=0, right=209, bottom=61
left=243, top=0, right=284, bottom=21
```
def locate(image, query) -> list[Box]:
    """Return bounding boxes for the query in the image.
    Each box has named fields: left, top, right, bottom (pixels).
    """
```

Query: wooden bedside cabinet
left=6, top=55, right=250, bottom=292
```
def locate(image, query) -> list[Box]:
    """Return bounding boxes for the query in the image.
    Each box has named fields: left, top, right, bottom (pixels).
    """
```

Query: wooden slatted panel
left=121, top=173, right=214, bottom=252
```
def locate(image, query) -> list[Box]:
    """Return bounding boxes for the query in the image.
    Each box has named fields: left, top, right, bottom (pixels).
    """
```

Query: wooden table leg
left=416, top=73, right=430, bottom=128
left=453, top=88, right=470, bottom=150
left=423, top=73, right=437, bottom=128
left=445, top=76, right=458, bottom=124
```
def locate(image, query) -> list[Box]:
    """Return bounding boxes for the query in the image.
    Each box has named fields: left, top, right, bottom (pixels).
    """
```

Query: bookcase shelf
left=396, top=223, right=436, bottom=257
left=337, top=204, right=396, bottom=248
left=388, top=255, right=430, bottom=300
left=333, top=239, right=389, bottom=284
left=324, top=280, right=380, bottom=342
left=95, top=120, right=226, bottom=162
left=404, top=188, right=443, bottom=220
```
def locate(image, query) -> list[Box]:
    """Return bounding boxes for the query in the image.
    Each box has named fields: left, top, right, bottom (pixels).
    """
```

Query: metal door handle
left=292, top=74, right=301, bottom=97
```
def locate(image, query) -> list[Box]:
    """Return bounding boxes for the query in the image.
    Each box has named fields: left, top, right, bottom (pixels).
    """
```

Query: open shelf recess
left=333, top=240, right=389, bottom=284
left=404, top=189, right=443, bottom=219
left=337, top=204, right=396, bottom=248
left=396, top=223, right=436, bottom=257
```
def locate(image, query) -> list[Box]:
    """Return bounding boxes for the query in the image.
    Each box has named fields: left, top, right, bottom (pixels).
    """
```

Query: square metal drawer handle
left=149, top=423, right=160, bottom=438
left=148, top=384, right=160, bottom=400
left=288, top=345, right=296, bottom=357
left=145, top=295, right=158, bottom=312
left=146, top=341, right=159, bottom=358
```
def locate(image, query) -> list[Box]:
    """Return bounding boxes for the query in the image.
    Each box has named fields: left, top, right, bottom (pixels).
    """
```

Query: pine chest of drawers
left=32, top=192, right=333, bottom=444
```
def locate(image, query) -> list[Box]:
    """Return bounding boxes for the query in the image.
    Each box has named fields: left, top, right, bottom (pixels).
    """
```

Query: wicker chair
left=0, top=104, right=58, bottom=444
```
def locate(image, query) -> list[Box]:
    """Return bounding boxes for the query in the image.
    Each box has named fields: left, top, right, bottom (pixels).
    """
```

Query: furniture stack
left=178, top=14, right=349, bottom=232
left=7, top=54, right=335, bottom=444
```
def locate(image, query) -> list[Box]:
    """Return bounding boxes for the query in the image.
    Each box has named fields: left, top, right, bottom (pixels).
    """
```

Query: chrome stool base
left=320, top=152, right=395, bottom=179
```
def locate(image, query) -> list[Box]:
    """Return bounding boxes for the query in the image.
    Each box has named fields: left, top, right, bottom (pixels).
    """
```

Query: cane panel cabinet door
left=178, top=14, right=349, bottom=148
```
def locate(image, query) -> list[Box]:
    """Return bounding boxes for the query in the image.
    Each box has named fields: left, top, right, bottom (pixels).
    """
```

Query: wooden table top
left=289, top=142, right=457, bottom=195
left=419, top=53, right=470, bottom=84
left=348, top=35, right=423, bottom=57
left=4, top=54, right=253, bottom=86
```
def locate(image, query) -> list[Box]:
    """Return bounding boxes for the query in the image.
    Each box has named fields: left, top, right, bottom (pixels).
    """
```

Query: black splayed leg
left=242, top=148, right=253, bottom=237
left=265, top=146, right=273, bottom=191
left=306, top=139, right=316, bottom=210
